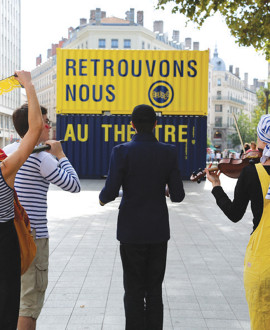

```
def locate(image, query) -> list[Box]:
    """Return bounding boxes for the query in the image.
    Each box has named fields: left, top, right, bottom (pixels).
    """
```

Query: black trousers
left=120, top=242, right=168, bottom=330
left=0, top=219, right=21, bottom=330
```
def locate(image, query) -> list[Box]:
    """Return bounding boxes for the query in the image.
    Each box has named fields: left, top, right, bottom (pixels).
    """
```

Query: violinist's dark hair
left=244, top=143, right=250, bottom=151
left=12, top=103, right=47, bottom=137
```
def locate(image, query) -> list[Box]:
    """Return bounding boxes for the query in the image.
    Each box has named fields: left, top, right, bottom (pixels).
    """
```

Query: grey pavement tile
left=37, top=326, right=67, bottom=330
left=66, top=326, right=102, bottom=330
left=173, top=328, right=207, bottom=330
left=196, top=295, right=228, bottom=305
left=198, top=303, right=232, bottom=312
left=39, top=307, right=73, bottom=316
left=103, top=314, right=125, bottom=324
left=51, top=286, right=82, bottom=294
left=72, top=306, right=104, bottom=316
left=171, top=317, right=207, bottom=328
left=239, top=320, right=251, bottom=329
left=205, top=318, right=243, bottom=328
left=68, top=314, right=104, bottom=324
left=102, top=325, right=125, bottom=330
left=201, top=309, right=236, bottom=320
left=37, top=315, right=69, bottom=326
left=43, top=299, right=76, bottom=308
left=169, top=309, right=203, bottom=318
left=45, top=293, right=79, bottom=302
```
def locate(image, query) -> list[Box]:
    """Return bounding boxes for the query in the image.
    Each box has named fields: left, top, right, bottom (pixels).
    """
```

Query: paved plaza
left=36, top=175, right=252, bottom=330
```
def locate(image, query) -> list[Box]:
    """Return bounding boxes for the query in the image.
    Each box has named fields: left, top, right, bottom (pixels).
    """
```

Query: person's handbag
left=13, top=189, right=37, bottom=275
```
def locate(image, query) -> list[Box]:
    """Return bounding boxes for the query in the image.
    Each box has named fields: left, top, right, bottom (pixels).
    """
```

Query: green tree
left=250, top=88, right=266, bottom=136
left=207, top=136, right=211, bottom=147
left=156, top=0, right=270, bottom=59
left=230, top=88, right=266, bottom=147
left=229, top=112, right=254, bottom=148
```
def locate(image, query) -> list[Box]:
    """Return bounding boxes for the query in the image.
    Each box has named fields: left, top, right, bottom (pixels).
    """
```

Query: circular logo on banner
left=148, top=81, right=174, bottom=108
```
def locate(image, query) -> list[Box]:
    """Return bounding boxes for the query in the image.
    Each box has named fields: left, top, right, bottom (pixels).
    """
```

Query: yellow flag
left=0, top=76, right=21, bottom=95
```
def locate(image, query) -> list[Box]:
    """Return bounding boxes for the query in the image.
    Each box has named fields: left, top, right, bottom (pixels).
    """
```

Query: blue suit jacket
left=99, top=132, right=185, bottom=243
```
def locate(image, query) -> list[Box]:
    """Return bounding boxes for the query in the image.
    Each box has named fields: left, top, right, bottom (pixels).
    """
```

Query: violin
left=190, top=150, right=262, bottom=183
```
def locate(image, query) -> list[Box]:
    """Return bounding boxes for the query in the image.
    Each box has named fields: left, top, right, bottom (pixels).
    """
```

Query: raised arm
left=39, top=140, right=81, bottom=193
left=1, top=71, right=43, bottom=187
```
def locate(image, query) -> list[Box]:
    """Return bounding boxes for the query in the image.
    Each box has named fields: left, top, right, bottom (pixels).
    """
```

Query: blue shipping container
left=56, top=114, right=207, bottom=180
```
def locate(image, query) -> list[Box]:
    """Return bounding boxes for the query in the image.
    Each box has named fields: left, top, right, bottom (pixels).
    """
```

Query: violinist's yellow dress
left=244, top=163, right=270, bottom=329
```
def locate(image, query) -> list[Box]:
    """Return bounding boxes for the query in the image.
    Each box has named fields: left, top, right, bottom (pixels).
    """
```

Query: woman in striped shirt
left=0, top=71, right=43, bottom=330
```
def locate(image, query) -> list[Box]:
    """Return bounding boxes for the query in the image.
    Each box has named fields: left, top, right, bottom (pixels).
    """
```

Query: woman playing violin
left=205, top=114, right=270, bottom=330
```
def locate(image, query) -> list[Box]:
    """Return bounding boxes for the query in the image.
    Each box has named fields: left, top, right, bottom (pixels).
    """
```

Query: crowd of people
left=207, top=141, right=259, bottom=163
left=1, top=71, right=270, bottom=330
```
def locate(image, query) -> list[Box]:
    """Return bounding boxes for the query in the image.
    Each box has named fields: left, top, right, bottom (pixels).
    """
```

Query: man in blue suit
left=99, top=104, right=185, bottom=330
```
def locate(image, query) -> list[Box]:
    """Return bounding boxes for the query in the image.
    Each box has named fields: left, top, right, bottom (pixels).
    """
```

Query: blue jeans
left=120, top=242, right=167, bottom=330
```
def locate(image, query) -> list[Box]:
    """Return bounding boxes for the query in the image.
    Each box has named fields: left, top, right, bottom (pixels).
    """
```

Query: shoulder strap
left=255, top=163, right=270, bottom=198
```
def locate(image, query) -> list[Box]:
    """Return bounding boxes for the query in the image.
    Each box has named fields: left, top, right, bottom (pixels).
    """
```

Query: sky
left=21, top=0, right=269, bottom=86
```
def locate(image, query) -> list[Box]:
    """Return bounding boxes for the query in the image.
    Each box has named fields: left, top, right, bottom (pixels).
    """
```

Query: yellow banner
left=0, top=76, right=21, bottom=95
left=57, top=49, right=209, bottom=115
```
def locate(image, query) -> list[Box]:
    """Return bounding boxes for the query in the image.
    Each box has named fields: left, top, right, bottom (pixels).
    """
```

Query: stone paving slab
left=36, top=175, right=251, bottom=329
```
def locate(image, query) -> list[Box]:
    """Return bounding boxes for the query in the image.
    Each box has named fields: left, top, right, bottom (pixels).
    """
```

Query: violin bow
left=232, top=113, right=245, bottom=153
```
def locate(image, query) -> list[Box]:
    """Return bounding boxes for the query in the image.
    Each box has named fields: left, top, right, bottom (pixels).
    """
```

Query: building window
left=215, top=104, right=222, bottom=112
left=98, top=39, right=106, bottom=48
left=215, top=117, right=222, bottom=127
left=217, top=91, right=221, bottom=99
left=111, top=39, right=118, bottom=48
left=124, top=39, right=131, bottom=48
left=217, top=78, right=221, bottom=86
left=142, top=41, right=145, bottom=49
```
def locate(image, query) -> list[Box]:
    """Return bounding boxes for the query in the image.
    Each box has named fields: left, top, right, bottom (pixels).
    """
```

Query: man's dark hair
left=12, top=103, right=47, bottom=137
left=131, top=104, right=156, bottom=133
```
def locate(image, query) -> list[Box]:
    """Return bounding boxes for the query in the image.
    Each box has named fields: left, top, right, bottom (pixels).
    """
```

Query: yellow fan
left=0, top=75, right=21, bottom=95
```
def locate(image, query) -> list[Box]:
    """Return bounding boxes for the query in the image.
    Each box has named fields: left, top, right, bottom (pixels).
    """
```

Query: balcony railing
left=212, top=96, right=246, bottom=105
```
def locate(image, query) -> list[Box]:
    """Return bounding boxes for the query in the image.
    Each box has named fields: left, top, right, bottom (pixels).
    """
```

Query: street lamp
left=264, top=88, right=270, bottom=114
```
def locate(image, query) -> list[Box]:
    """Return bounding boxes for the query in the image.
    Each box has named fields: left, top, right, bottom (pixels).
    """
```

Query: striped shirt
left=3, top=142, right=81, bottom=238
left=0, top=168, right=14, bottom=223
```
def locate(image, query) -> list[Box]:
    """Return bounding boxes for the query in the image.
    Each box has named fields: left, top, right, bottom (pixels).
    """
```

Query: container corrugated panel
left=57, top=114, right=206, bottom=180
left=57, top=49, right=209, bottom=116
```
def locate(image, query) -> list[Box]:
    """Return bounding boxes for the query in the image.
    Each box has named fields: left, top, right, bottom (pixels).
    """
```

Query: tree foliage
left=230, top=87, right=266, bottom=147
left=156, top=0, right=270, bottom=59
left=230, top=112, right=255, bottom=148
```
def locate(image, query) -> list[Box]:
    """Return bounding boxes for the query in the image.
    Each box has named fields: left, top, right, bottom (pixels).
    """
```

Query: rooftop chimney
left=95, top=8, right=101, bottom=25
left=137, top=10, right=144, bottom=26
left=125, top=8, right=135, bottom=24
left=58, top=38, right=67, bottom=48
left=90, top=10, right=95, bottom=23
left=80, top=18, right=87, bottom=26
left=229, top=65, right=233, bottom=73
left=36, top=54, right=42, bottom=66
left=51, top=43, right=58, bottom=56
left=185, top=38, right=192, bottom=49
left=129, top=8, right=135, bottom=25
left=68, top=27, right=74, bottom=39
left=253, top=78, right=258, bottom=87
left=47, top=48, right=52, bottom=59
left=235, top=67, right=240, bottom=77
left=172, top=30, right=179, bottom=43
left=153, top=20, right=163, bottom=34
left=244, top=73, right=249, bottom=87
left=193, top=42, right=199, bottom=50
